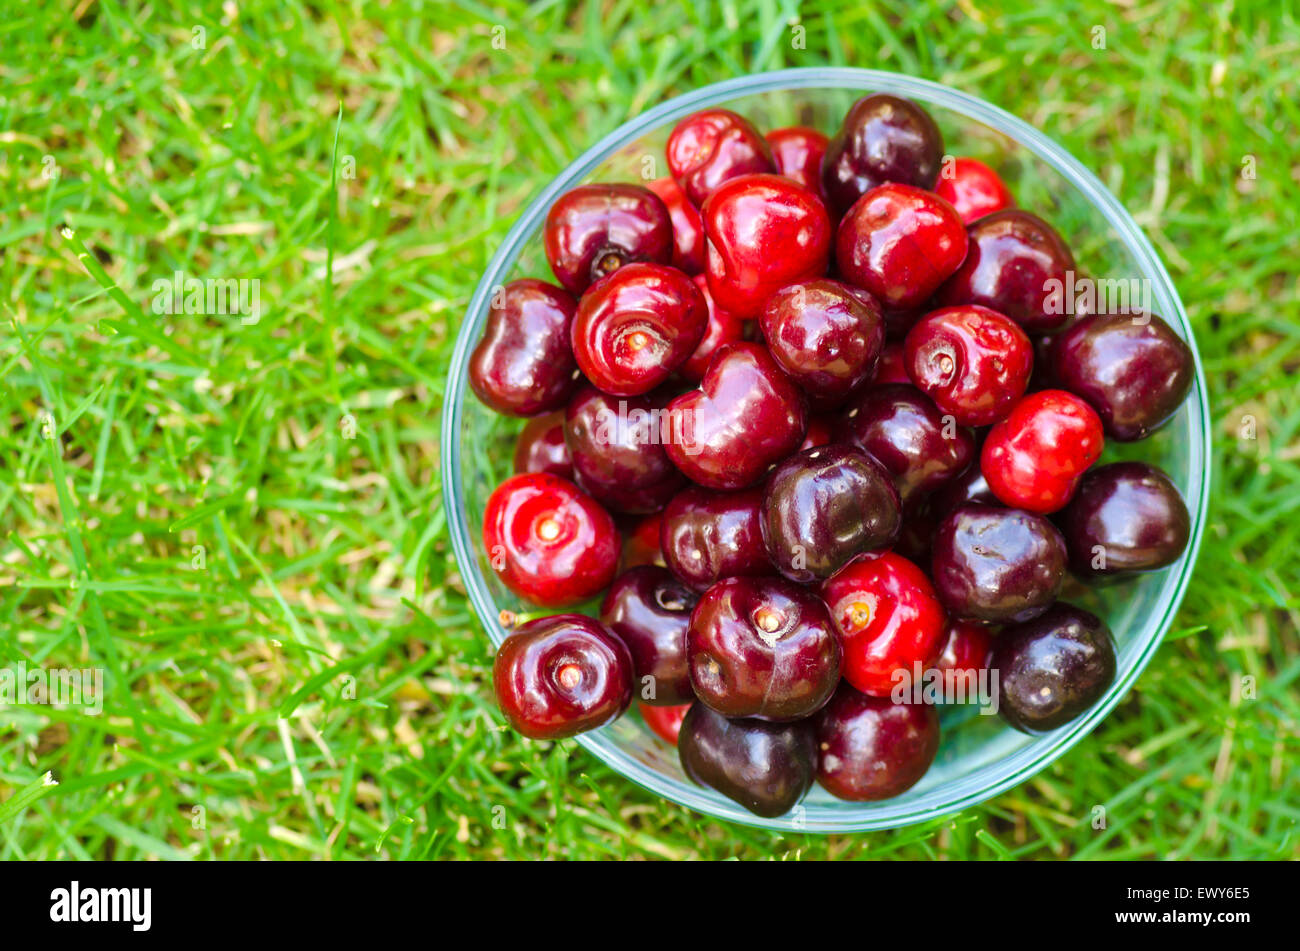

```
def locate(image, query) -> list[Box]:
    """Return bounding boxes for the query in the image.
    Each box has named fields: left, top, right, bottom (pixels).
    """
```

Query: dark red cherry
left=687, top=576, right=841, bottom=721
left=994, top=603, right=1116, bottom=732
left=814, top=684, right=940, bottom=801
left=647, top=176, right=707, bottom=275
left=599, top=565, right=697, bottom=705
left=904, top=305, right=1033, bottom=426
left=836, top=183, right=968, bottom=311
left=469, top=278, right=580, bottom=417
left=931, top=502, right=1067, bottom=623
left=836, top=383, right=976, bottom=507
left=678, top=704, right=815, bottom=818
left=981, top=390, right=1104, bottom=514
left=759, top=278, right=885, bottom=408
left=1053, top=312, right=1194, bottom=441
left=513, top=411, right=572, bottom=480
left=665, top=342, right=807, bottom=490
left=799, top=413, right=836, bottom=450
left=933, top=157, right=1015, bottom=224
left=493, top=614, right=633, bottom=739
left=544, top=184, right=673, bottom=296
left=703, top=173, right=832, bottom=319
left=893, top=498, right=939, bottom=565
left=821, top=551, right=947, bottom=697
left=571, top=262, right=707, bottom=397
left=482, top=473, right=619, bottom=606
left=936, top=210, right=1076, bottom=333
left=870, top=342, right=910, bottom=384
left=660, top=484, right=771, bottom=591
left=1060, top=462, right=1190, bottom=579
left=620, top=511, right=665, bottom=570
left=821, top=94, right=944, bottom=215
left=933, top=620, right=995, bottom=696
left=564, top=385, right=686, bottom=513
left=761, top=444, right=901, bottom=583
left=640, top=701, right=691, bottom=745
left=666, top=109, right=776, bottom=207
left=766, top=125, right=830, bottom=200
left=679, top=274, right=748, bottom=382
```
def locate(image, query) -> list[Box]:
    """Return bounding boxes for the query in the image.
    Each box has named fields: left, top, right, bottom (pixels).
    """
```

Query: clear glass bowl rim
left=441, top=67, right=1212, bottom=833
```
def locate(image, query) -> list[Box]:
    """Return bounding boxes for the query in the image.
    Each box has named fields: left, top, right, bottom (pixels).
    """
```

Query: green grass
left=1, top=0, right=1297, bottom=860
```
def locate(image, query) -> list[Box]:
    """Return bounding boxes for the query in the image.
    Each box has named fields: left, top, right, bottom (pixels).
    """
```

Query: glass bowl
left=441, top=67, right=1211, bottom=832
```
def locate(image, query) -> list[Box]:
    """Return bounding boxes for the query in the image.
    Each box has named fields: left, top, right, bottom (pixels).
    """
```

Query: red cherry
left=666, top=109, right=776, bottom=207
left=702, top=173, right=832, bottom=319
left=469, top=279, right=580, bottom=417
left=814, top=684, right=940, bottom=801
left=821, top=94, right=944, bottom=215
left=647, top=177, right=707, bottom=275
left=821, top=551, right=947, bottom=697
left=640, top=701, right=691, bottom=745
left=934, top=157, right=1015, bottom=224
left=659, top=484, right=772, bottom=591
left=482, top=473, right=619, bottom=606
left=620, top=511, right=665, bottom=570
left=981, top=390, right=1105, bottom=514
left=513, top=411, right=572, bottom=479
left=835, top=183, right=968, bottom=311
left=544, top=184, right=673, bottom=296
left=933, top=620, right=995, bottom=696
left=871, top=342, right=910, bottom=384
left=679, top=274, right=748, bottom=382
left=765, top=125, right=830, bottom=200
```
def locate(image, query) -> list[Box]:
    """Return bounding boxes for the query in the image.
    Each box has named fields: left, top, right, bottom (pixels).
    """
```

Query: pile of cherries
left=471, top=94, right=1194, bottom=818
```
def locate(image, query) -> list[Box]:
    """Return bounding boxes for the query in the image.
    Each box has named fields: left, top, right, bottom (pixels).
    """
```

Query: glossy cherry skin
left=493, top=615, right=633, bottom=739
left=766, top=125, right=830, bottom=200
left=994, top=603, right=1116, bottom=732
left=703, top=173, right=832, bottom=319
left=821, top=551, right=948, bottom=697
left=571, top=262, right=707, bottom=397
left=759, top=278, right=885, bottom=408
left=469, top=279, right=580, bottom=417
left=821, top=93, right=944, bottom=215
left=620, top=511, right=665, bottom=570
left=936, top=210, right=1076, bottom=333
left=1060, top=462, right=1190, bottom=579
left=544, top=184, right=673, bottom=296
left=688, top=576, right=842, bottom=721
left=932, top=502, right=1067, bottom=623
left=904, top=305, right=1033, bottom=426
left=640, top=701, right=691, bottom=745
left=836, top=383, right=977, bottom=507
left=799, top=413, right=835, bottom=450
left=761, top=444, right=901, bottom=583
left=482, top=473, right=619, bottom=606
left=1053, top=312, right=1194, bottom=441
left=599, top=565, right=697, bottom=705
left=665, top=342, right=807, bottom=490
left=870, top=342, right=910, bottom=384
left=814, top=684, right=940, bottom=801
left=646, top=176, right=707, bottom=275
left=678, top=704, right=815, bottom=818
left=660, top=484, right=772, bottom=591
left=667, top=108, right=776, bottom=207
left=513, top=411, right=572, bottom=480
left=679, top=274, right=748, bottom=382
left=933, top=620, right=995, bottom=697
left=933, top=157, right=1015, bottom=224
left=981, top=390, right=1104, bottom=514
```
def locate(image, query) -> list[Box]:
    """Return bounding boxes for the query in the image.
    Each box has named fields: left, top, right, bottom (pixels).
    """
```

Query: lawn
left=0, top=0, right=1296, bottom=860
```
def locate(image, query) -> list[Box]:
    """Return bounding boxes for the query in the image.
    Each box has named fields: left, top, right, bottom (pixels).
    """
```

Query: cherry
left=493, top=614, right=633, bottom=739
left=759, top=278, right=885, bottom=408
left=814, top=684, right=940, bottom=801
left=640, top=701, right=691, bottom=745
left=1053, top=312, right=1194, bottom=441
left=821, top=551, right=947, bottom=697
left=666, top=108, right=776, bottom=207
left=929, top=454, right=997, bottom=520
left=870, top=341, right=910, bottom=384
left=564, top=385, right=686, bottom=513
left=664, top=341, right=808, bottom=490
left=660, top=484, right=772, bottom=591
left=822, top=93, right=944, bottom=215
left=933, top=157, right=1015, bottom=224
left=933, top=620, right=995, bottom=697
left=993, top=603, right=1116, bottom=732
left=571, top=262, right=707, bottom=397
left=836, top=383, right=976, bottom=507
left=599, top=565, right=697, bottom=705
left=620, top=511, right=665, bottom=570
left=936, top=210, right=1076, bottom=333
left=646, top=176, right=707, bottom=275
left=1060, top=462, right=1190, bottom=579
left=678, top=704, right=815, bottom=818
left=544, top=184, right=673, bottom=296
left=702, top=173, right=832, bottom=319
left=981, top=390, right=1104, bottom=514
left=469, top=278, right=580, bottom=417
left=761, top=444, right=901, bottom=583
left=766, top=125, right=830, bottom=200
left=513, top=411, right=572, bottom=480
left=687, top=576, right=841, bottom=721
left=931, top=502, right=1067, bottom=623
left=893, top=498, right=940, bottom=566
left=904, top=305, right=1033, bottom=426
left=799, top=413, right=835, bottom=450
left=482, top=473, right=619, bottom=606
left=678, top=274, right=748, bottom=382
